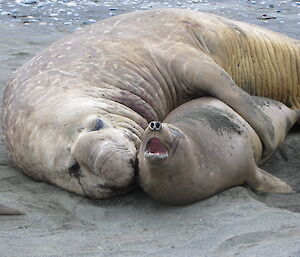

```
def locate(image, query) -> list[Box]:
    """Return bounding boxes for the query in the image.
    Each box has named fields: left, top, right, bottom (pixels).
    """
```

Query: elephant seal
left=0, top=204, right=23, bottom=215
left=137, top=97, right=297, bottom=205
left=2, top=9, right=299, bottom=198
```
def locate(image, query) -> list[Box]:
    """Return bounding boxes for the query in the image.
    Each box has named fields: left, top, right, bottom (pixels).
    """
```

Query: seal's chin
left=144, top=137, right=168, bottom=160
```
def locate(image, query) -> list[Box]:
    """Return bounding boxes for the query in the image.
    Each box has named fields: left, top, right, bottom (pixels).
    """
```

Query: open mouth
left=144, top=137, right=168, bottom=159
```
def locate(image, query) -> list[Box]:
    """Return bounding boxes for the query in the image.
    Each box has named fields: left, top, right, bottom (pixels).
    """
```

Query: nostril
left=149, top=121, right=155, bottom=131
left=155, top=121, right=162, bottom=131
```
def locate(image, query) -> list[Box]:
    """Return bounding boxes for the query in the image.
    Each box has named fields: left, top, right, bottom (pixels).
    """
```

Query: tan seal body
left=2, top=9, right=299, bottom=198
left=138, top=97, right=297, bottom=205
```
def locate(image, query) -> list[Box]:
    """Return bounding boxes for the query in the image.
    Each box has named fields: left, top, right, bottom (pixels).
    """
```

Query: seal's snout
left=71, top=128, right=136, bottom=197
left=149, top=121, right=162, bottom=131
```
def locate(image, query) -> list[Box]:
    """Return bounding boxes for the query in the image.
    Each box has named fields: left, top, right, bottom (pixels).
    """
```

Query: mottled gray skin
left=138, top=97, right=297, bottom=205
left=0, top=204, right=23, bottom=215
left=2, top=9, right=300, bottom=198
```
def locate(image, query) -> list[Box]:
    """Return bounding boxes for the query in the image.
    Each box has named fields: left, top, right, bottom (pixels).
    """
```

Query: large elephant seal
left=2, top=9, right=299, bottom=198
left=137, top=97, right=297, bottom=205
left=0, top=204, right=23, bottom=215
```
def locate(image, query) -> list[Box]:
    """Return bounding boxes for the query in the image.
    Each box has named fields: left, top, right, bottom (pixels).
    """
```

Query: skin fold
left=138, top=97, right=297, bottom=205
left=2, top=9, right=299, bottom=198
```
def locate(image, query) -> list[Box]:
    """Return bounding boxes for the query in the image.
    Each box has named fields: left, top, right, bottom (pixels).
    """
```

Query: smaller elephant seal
left=137, top=97, right=297, bottom=205
left=0, top=203, right=23, bottom=215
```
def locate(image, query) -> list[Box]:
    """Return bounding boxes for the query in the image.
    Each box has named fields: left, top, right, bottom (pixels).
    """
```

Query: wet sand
left=0, top=0, right=300, bottom=256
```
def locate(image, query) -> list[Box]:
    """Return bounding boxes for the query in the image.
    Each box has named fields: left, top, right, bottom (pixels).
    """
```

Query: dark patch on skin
left=242, top=96, right=275, bottom=142
left=172, top=106, right=243, bottom=136
left=252, top=97, right=272, bottom=108
left=253, top=96, right=294, bottom=135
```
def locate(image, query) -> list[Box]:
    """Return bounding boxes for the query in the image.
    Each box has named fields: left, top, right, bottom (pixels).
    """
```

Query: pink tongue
left=147, top=138, right=167, bottom=154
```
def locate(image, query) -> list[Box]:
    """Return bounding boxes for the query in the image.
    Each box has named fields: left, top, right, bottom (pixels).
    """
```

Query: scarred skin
left=137, top=97, right=297, bottom=205
left=2, top=9, right=300, bottom=198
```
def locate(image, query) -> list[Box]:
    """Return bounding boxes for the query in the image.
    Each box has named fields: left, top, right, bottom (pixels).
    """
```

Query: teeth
left=144, top=151, right=168, bottom=159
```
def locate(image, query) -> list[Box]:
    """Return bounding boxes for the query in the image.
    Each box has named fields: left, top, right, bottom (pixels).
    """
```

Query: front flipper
left=246, top=166, right=295, bottom=194
left=0, top=204, right=24, bottom=215
left=165, top=44, right=276, bottom=158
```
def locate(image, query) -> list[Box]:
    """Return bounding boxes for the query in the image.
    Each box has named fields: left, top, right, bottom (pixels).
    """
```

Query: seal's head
left=70, top=116, right=137, bottom=198
left=140, top=121, right=187, bottom=162
left=137, top=121, right=198, bottom=205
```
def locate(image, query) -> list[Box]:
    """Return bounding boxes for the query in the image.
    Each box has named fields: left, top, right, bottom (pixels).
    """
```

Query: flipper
left=164, top=44, right=276, bottom=158
left=251, top=96, right=298, bottom=163
left=0, top=204, right=24, bottom=215
left=246, top=166, right=295, bottom=194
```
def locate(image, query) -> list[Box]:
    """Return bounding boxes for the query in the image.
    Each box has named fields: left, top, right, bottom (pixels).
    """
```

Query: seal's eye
left=68, top=162, right=81, bottom=178
left=94, top=118, right=104, bottom=131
